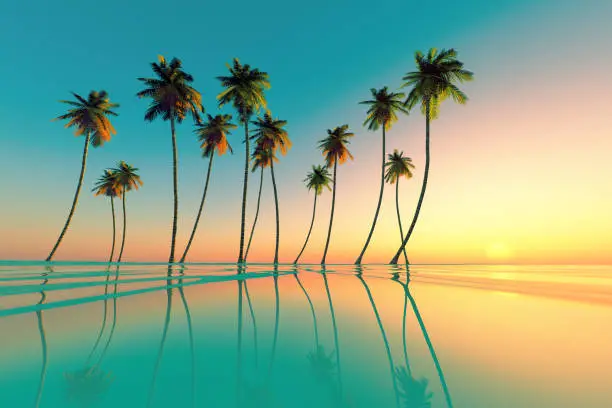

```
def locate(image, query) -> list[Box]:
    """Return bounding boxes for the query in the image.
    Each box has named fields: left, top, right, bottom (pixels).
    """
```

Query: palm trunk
left=236, top=277, right=244, bottom=404
left=357, top=273, right=400, bottom=408
left=406, top=283, right=454, bottom=408
left=46, top=131, right=91, bottom=261
left=391, top=102, right=430, bottom=264
left=34, top=273, right=49, bottom=408
left=294, top=274, right=319, bottom=346
left=294, top=194, right=318, bottom=264
left=321, top=161, right=337, bottom=265
left=270, top=160, right=280, bottom=264
left=178, top=277, right=196, bottom=408
left=245, top=168, right=264, bottom=262
left=147, top=275, right=173, bottom=408
left=181, top=154, right=215, bottom=262
left=86, top=270, right=111, bottom=366
left=267, top=273, right=280, bottom=381
left=244, top=280, right=259, bottom=368
left=109, top=197, right=116, bottom=263
left=355, top=125, right=386, bottom=264
left=169, top=117, right=179, bottom=264
left=395, top=180, right=409, bottom=265
left=322, top=270, right=343, bottom=396
left=97, top=266, right=120, bottom=367
left=117, top=187, right=127, bottom=263
left=238, top=121, right=250, bottom=263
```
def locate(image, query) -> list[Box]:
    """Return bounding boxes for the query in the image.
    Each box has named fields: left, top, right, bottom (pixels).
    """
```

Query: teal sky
left=1, top=0, right=611, bottom=263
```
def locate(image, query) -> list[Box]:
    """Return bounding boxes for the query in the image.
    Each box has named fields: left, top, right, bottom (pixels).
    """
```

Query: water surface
left=1, top=262, right=611, bottom=407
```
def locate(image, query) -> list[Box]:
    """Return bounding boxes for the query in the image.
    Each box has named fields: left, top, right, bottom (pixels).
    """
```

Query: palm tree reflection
left=34, top=266, right=51, bottom=408
left=178, top=267, right=196, bottom=408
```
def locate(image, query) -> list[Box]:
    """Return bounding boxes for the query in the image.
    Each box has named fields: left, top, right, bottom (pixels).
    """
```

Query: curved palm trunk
left=321, top=161, right=338, bottom=265
left=322, top=271, right=342, bottom=396
left=355, top=126, right=386, bottom=264
left=391, top=103, right=431, bottom=264
left=181, top=154, right=215, bottom=263
left=294, top=194, right=318, bottom=264
left=109, top=197, right=117, bottom=263
left=147, top=274, right=173, bottom=408
left=97, top=266, right=120, bottom=367
left=266, top=273, right=280, bottom=381
left=178, top=276, right=196, bottom=408
left=169, top=117, right=179, bottom=264
left=406, top=282, right=454, bottom=408
left=270, top=160, right=280, bottom=264
left=244, top=280, right=259, bottom=368
left=356, top=273, right=400, bottom=408
left=395, top=180, right=409, bottom=265
left=86, top=270, right=111, bottom=365
left=117, top=188, right=127, bottom=263
left=46, top=132, right=91, bottom=261
left=237, top=121, right=250, bottom=263
left=294, top=274, right=319, bottom=346
left=34, top=273, right=50, bottom=408
left=245, top=168, right=264, bottom=262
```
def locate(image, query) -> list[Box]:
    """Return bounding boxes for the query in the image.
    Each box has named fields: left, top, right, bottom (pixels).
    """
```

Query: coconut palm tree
left=293, top=165, right=333, bottom=264
left=113, top=161, right=143, bottom=263
left=217, top=58, right=270, bottom=263
left=137, top=55, right=203, bottom=264
left=318, top=125, right=355, bottom=264
left=46, top=91, right=119, bottom=261
left=250, top=113, right=291, bottom=264
left=390, top=48, right=473, bottom=264
left=354, top=87, right=408, bottom=264
left=385, top=150, right=415, bottom=265
left=180, top=114, right=236, bottom=262
left=244, top=146, right=276, bottom=262
left=92, top=170, right=122, bottom=262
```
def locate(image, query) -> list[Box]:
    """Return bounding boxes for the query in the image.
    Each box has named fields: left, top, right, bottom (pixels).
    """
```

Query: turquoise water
left=1, top=263, right=612, bottom=407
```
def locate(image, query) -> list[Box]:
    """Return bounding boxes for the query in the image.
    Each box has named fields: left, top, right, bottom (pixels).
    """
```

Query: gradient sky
left=0, top=0, right=610, bottom=264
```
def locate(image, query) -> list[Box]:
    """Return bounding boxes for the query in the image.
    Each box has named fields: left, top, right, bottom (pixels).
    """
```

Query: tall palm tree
left=250, top=113, right=291, bottom=264
left=217, top=58, right=270, bottom=263
left=244, top=146, right=276, bottom=262
left=46, top=91, right=119, bottom=261
left=92, top=170, right=122, bottom=262
left=355, top=87, right=408, bottom=264
left=390, top=48, right=473, bottom=264
left=114, top=161, right=143, bottom=263
left=318, top=125, right=355, bottom=264
left=137, top=55, right=203, bottom=264
left=180, top=114, right=236, bottom=262
left=293, top=165, right=332, bottom=264
left=385, top=150, right=415, bottom=265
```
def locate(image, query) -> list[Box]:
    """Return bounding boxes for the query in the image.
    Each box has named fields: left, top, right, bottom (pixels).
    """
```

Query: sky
left=0, top=0, right=610, bottom=264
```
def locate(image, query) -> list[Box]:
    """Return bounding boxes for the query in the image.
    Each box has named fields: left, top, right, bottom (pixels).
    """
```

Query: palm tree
left=355, top=87, right=408, bottom=264
left=244, top=146, right=276, bottom=262
left=180, top=114, right=236, bottom=262
left=92, top=170, right=122, bottom=262
left=293, top=165, right=332, bottom=264
left=46, top=91, right=119, bottom=261
left=318, top=125, right=355, bottom=264
left=385, top=150, right=415, bottom=265
left=250, top=113, right=291, bottom=264
left=113, top=161, right=143, bottom=263
left=217, top=58, right=270, bottom=263
left=390, top=48, right=473, bottom=264
left=137, top=55, right=203, bottom=264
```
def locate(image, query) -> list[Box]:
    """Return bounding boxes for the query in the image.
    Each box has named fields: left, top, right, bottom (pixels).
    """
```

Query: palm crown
left=195, top=114, right=236, bottom=157
left=92, top=169, right=122, bottom=198
left=250, top=113, right=291, bottom=156
left=251, top=141, right=278, bottom=171
left=360, top=87, right=409, bottom=131
left=113, top=161, right=143, bottom=192
left=304, top=165, right=333, bottom=196
left=55, top=90, right=119, bottom=147
left=402, top=48, right=474, bottom=119
left=217, top=58, right=270, bottom=123
left=136, top=55, right=203, bottom=124
left=385, top=150, right=415, bottom=184
left=318, top=125, right=355, bottom=168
